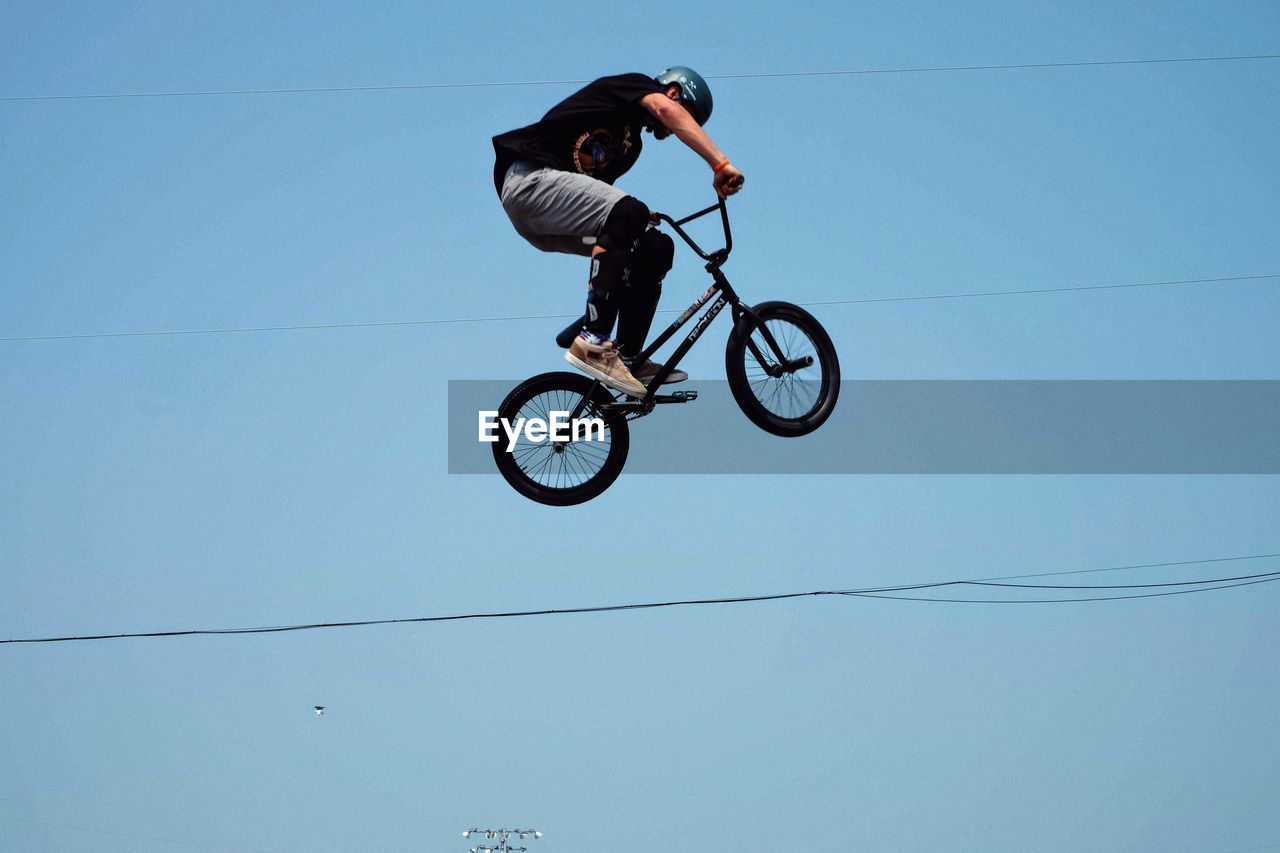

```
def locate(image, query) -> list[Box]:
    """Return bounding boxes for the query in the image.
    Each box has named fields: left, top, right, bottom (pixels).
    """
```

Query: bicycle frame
left=570, top=198, right=812, bottom=419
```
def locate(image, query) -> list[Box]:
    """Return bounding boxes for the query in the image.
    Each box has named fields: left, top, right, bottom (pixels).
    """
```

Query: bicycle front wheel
left=725, top=301, right=840, bottom=437
left=492, top=371, right=629, bottom=506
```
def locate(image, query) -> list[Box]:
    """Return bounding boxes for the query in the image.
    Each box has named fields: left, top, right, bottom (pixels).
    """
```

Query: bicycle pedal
left=655, top=390, right=698, bottom=404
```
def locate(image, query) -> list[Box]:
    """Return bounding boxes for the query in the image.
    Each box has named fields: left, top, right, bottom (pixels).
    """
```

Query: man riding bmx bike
left=492, top=66, right=746, bottom=398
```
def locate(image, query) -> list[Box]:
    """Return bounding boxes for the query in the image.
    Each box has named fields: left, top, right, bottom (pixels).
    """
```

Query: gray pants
left=499, top=161, right=628, bottom=257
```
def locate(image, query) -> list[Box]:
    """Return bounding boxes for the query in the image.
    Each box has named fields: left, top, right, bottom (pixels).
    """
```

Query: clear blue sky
left=2, top=2, right=1278, bottom=851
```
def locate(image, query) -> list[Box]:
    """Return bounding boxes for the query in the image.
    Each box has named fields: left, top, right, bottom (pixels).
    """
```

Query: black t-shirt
left=492, top=73, right=666, bottom=194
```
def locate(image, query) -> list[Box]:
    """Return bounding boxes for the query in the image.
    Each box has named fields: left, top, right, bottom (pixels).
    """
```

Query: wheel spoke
left=731, top=309, right=834, bottom=428
left=492, top=376, right=627, bottom=502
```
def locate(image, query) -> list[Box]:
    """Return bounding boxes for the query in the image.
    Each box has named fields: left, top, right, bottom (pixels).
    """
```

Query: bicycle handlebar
left=653, top=197, right=732, bottom=265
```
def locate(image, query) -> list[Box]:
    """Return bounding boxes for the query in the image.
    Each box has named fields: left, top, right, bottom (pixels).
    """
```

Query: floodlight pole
left=462, top=827, right=542, bottom=853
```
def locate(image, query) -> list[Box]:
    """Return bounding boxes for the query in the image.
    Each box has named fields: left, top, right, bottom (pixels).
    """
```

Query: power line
left=799, top=273, right=1280, bottom=307
left=4, top=554, right=1277, bottom=646
left=976, top=551, right=1280, bottom=582
left=3, top=53, right=1278, bottom=102
left=0, top=312, right=582, bottom=343
left=715, top=54, right=1280, bottom=79
left=2, top=273, right=1274, bottom=343
left=848, top=575, right=1280, bottom=604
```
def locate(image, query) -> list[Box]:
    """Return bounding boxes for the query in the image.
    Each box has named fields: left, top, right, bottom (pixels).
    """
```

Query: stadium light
left=461, top=827, right=542, bottom=852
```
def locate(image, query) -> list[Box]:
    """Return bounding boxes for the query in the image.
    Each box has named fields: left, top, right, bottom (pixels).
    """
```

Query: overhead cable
left=4, top=555, right=1277, bottom=645
left=3, top=53, right=1278, bottom=103
left=2, top=273, right=1275, bottom=343
left=849, top=575, right=1280, bottom=603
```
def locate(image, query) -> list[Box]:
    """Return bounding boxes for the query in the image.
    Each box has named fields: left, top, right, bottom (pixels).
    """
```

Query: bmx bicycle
left=492, top=198, right=840, bottom=505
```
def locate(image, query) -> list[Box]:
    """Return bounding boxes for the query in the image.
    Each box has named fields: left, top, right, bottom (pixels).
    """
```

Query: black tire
left=492, top=371, right=629, bottom=506
left=725, top=301, right=840, bottom=437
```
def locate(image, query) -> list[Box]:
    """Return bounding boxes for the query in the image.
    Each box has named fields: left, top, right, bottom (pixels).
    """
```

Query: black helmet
left=655, top=66, right=713, bottom=125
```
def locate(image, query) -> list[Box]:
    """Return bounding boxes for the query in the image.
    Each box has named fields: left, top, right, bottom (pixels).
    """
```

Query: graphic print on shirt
left=572, top=126, right=632, bottom=177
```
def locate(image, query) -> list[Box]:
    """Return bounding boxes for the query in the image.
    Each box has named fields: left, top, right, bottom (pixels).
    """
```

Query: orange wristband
left=712, top=159, right=731, bottom=173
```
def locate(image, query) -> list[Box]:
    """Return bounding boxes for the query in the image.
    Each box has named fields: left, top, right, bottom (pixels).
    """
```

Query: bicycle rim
left=493, top=372, right=629, bottom=505
left=743, top=318, right=825, bottom=421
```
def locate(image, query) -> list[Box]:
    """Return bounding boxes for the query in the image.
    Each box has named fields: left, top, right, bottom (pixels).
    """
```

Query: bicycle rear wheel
left=492, top=371, right=629, bottom=506
left=725, top=301, right=840, bottom=436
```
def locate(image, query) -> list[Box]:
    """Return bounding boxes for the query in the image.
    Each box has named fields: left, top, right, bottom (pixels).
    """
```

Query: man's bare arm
left=641, top=92, right=745, bottom=198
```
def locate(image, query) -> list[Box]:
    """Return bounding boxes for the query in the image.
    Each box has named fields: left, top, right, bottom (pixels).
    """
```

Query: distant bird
left=314, top=706, right=326, bottom=716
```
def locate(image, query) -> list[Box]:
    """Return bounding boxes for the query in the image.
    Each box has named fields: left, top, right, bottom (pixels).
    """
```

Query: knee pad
left=615, top=232, right=671, bottom=358
left=630, top=229, right=674, bottom=288
left=597, top=196, right=650, bottom=252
